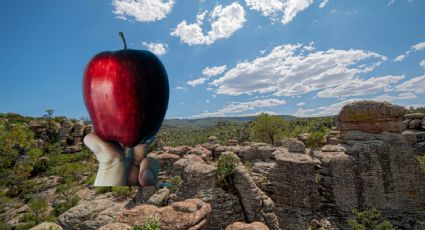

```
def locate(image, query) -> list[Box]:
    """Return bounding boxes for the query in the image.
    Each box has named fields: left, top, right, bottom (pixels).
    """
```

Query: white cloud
left=420, top=59, right=425, bottom=69
left=393, top=54, right=406, bottom=62
left=142, top=42, right=168, bottom=55
left=186, top=65, right=227, bottom=87
left=176, top=86, right=186, bottom=90
left=211, top=43, right=387, bottom=97
left=395, top=75, right=425, bottom=93
left=294, top=108, right=315, bottom=117
left=393, top=41, right=425, bottom=62
left=113, top=0, right=174, bottom=22
left=319, top=0, right=330, bottom=8
left=412, top=41, right=425, bottom=51
left=294, top=98, right=362, bottom=117
left=316, top=75, right=404, bottom=98
left=244, top=0, right=314, bottom=24
left=245, top=0, right=284, bottom=17
left=202, top=65, right=227, bottom=77
left=387, top=0, right=395, bottom=6
left=187, top=77, right=207, bottom=87
left=171, top=2, right=246, bottom=46
left=193, top=98, right=286, bottom=117
left=239, top=111, right=279, bottom=116
left=397, top=92, right=417, bottom=100
left=297, top=102, right=306, bottom=106
left=282, top=0, right=314, bottom=24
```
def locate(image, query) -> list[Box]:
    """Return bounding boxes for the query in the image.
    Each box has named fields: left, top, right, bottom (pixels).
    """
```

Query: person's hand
left=83, top=133, right=159, bottom=186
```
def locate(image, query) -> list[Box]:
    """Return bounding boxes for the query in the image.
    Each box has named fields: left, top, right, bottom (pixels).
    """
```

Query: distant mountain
left=163, top=115, right=297, bottom=128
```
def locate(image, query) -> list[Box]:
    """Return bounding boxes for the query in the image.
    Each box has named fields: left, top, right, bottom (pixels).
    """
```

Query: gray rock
left=30, top=222, right=63, bottom=230
left=404, top=113, right=425, bottom=119
left=233, top=165, right=280, bottom=230
left=147, top=187, right=170, bottom=206
left=288, top=140, right=306, bottom=153
left=408, top=119, right=422, bottom=129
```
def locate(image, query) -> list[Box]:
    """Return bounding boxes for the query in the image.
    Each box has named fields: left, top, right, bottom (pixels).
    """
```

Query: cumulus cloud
left=113, top=0, right=174, bottom=22
left=175, top=86, right=186, bottom=90
left=393, top=54, right=406, bottom=62
left=245, top=0, right=284, bottom=17
left=316, top=75, right=404, bottom=98
left=420, top=59, right=425, bottom=69
left=142, top=42, right=168, bottom=55
left=171, top=2, right=246, bottom=46
left=395, top=75, right=425, bottom=93
left=211, top=43, right=387, bottom=97
left=187, top=65, right=227, bottom=87
left=319, top=0, right=330, bottom=8
left=393, top=41, right=425, bottom=62
left=397, top=92, right=417, bottom=100
left=412, top=41, right=425, bottom=51
left=297, top=102, right=306, bottom=106
left=245, top=0, right=314, bottom=24
left=294, top=91, right=419, bottom=117
left=202, top=65, right=227, bottom=77
left=187, top=77, right=207, bottom=87
left=193, top=98, right=286, bottom=117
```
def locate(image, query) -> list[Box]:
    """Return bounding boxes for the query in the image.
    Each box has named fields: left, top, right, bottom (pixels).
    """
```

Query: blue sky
left=0, top=0, right=424, bottom=119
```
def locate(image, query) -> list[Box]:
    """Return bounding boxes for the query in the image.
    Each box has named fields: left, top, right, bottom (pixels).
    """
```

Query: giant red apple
left=83, top=32, right=169, bottom=147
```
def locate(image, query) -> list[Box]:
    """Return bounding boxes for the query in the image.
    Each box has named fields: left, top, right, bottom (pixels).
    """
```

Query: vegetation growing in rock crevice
left=348, top=209, right=395, bottom=230
left=216, top=154, right=240, bottom=191
left=133, top=218, right=161, bottom=230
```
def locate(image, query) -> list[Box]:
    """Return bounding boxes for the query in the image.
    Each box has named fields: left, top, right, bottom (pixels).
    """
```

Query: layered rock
left=176, top=160, right=245, bottom=229
left=114, top=198, right=211, bottom=230
left=337, top=100, right=407, bottom=133
left=226, top=221, right=270, bottom=230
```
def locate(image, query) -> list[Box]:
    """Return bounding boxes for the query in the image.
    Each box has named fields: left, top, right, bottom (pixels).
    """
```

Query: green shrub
left=217, top=154, right=239, bottom=190
left=111, top=186, right=132, bottom=197
left=348, top=209, right=395, bottom=230
left=52, top=196, right=79, bottom=217
left=243, top=160, right=252, bottom=173
left=95, top=186, right=112, bottom=194
left=306, top=131, right=325, bottom=149
left=134, top=218, right=162, bottom=230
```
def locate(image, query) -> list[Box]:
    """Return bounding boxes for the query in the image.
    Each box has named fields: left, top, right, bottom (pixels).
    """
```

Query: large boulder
left=114, top=198, right=211, bottom=230
left=57, top=193, right=127, bottom=230
left=98, top=223, right=131, bottom=230
left=337, top=100, right=406, bottom=133
left=226, top=222, right=270, bottom=230
left=30, top=222, right=63, bottom=230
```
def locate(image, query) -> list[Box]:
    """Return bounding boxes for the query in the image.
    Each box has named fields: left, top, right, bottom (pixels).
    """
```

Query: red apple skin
left=83, top=49, right=169, bottom=147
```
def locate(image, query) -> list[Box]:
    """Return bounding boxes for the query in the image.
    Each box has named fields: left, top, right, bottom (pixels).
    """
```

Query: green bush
left=250, top=113, right=287, bottom=145
left=134, top=218, right=162, bottom=230
left=306, top=131, right=326, bottom=149
left=52, top=196, right=79, bottom=217
left=348, top=209, right=395, bottom=230
left=217, top=154, right=239, bottom=190
left=95, top=186, right=112, bottom=194
left=112, top=186, right=132, bottom=197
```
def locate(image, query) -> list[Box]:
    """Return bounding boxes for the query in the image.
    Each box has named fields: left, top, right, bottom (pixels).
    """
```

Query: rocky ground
left=3, top=100, right=425, bottom=230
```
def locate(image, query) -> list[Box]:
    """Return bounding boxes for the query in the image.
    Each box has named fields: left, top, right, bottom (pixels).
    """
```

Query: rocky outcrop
left=337, top=100, right=407, bottom=133
left=176, top=159, right=245, bottom=229
left=226, top=221, right=270, bottom=230
left=233, top=165, right=280, bottom=230
left=29, top=119, right=92, bottom=153
left=98, top=223, right=131, bottom=230
left=57, top=193, right=128, bottom=230
left=114, top=198, right=211, bottom=230
left=29, top=222, right=63, bottom=230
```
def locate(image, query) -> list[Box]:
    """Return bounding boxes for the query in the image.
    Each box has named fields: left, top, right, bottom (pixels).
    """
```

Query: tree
left=348, top=209, right=395, bottom=230
left=43, top=109, right=58, bottom=143
left=249, top=113, right=287, bottom=145
left=28, top=196, right=48, bottom=225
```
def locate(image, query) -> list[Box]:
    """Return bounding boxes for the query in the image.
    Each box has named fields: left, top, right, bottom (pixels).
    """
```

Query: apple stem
left=119, top=32, right=127, bottom=50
